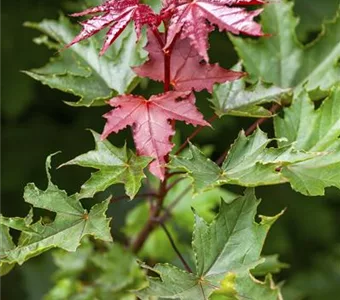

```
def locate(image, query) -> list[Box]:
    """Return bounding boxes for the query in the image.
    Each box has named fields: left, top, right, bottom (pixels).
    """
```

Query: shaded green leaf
left=138, top=190, right=282, bottom=300
left=275, top=85, right=340, bottom=195
left=171, top=129, right=317, bottom=193
left=61, top=131, right=151, bottom=199
left=24, top=14, right=146, bottom=106
left=210, top=64, right=291, bottom=118
left=230, top=0, right=340, bottom=95
left=0, top=155, right=112, bottom=265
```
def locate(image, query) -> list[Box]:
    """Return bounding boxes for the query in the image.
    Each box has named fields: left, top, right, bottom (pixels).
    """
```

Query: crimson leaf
left=101, top=91, right=210, bottom=180
left=164, top=0, right=264, bottom=61
left=67, top=0, right=159, bottom=55
left=133, top=29, right=244, bottom=92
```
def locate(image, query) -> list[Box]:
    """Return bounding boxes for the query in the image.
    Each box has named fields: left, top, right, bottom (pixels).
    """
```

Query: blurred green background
left=2, top=0, right=340, bottom=299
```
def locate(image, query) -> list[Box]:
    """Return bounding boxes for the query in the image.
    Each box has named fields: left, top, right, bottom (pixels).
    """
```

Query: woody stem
left=132, top=25, right=175, bottom=254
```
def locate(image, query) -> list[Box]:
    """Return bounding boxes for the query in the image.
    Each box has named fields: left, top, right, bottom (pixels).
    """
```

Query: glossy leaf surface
left=210, top=64, right=291, bottom=117
left=102, top=91, right=210, bottom=179
left=134, top=30, right=243, bottom=92
left=171, top=129, right=317, bottom=193
left=62, top=131, right=151, bottom=199
left=165, top=0, right=264, bottom=61
left=67, top=0, right=159, bottom=55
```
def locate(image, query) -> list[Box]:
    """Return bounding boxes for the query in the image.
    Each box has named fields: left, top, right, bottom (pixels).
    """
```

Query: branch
left=159, top=222, right=193, bottom=273
left=131, top=165, right=190, bottom=253
left=110, top=192, right=158, bottom=203
left=158, top=186, right=191, bottom=225
left=244, top=103, right=281, bottom=136
left=175, top=114, right=218, bottom=155
left=131, top=174, right=168, bottom=253
left=131, top=22, right=175, bottom=254
left=166, top=176, right=185, bottom=192
left=215, top=103, right=282, bottom=165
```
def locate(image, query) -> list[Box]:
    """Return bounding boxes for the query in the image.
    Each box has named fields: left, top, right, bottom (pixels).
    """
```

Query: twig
left=159, top=222, right=193, bottom=273
left=167, top=171, right=186, bottom=179
left=131, top=178, right=168, bottom=253
left=110, top=192, right=158, bottom=203
left=158, top=186, right=191, bottom=225
left=166, top=176, right=185, bottom=192
left=131, top=176, right=191, bottom=254
left=215, top=103, right=281, bottom=165
left=175, top=114, right=218, bottom=155
left=244, top=103, right=281, bottom=136
left=167, top=186, right=191, bottom=212
left=131, top=26, right=200, bottom=255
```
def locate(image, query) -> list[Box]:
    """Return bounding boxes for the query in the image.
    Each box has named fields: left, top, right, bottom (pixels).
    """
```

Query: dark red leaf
left=67, top=0, right=159, bottom=55
left=101, top=91, right=210, bottom=179
left=164, top=0, right=264, bottom=61
left=133, top=30, right=244, bottom=92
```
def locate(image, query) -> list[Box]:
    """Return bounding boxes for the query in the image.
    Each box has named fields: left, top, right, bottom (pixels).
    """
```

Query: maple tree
left=2, top=0, right=340, bottom=299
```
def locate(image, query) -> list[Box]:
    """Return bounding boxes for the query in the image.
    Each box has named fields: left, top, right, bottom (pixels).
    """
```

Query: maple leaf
left=101, top=91, right=210, bottom=180
left=164, top=0, right=264, bottom=61
left=133, top=30, right=243, bottom=91
left=67, top=0, right=159, bottom=55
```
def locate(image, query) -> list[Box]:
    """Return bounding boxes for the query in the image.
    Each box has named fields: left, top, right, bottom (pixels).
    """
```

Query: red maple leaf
left=133, top=30, right=244, bottom=92
left=164, top=0, right=264, bottom=61
left=67, top=0, right=159, bottom=55
left=101, top=91, right=210, bottom=179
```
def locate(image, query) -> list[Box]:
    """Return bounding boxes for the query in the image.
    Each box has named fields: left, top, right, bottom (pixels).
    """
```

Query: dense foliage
left=2, top=0, right=340, bottom=299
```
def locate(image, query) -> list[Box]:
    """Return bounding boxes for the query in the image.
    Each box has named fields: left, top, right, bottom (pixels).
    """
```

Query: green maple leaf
left=61, top=131, right=151, bottom=199
left=24, top=14, right=146, bottom=106
left=274, top=85, right=340, bottom=195
left=0, top=155, right=112, bottom=265
left=170, top=129, right=317, bottom=193
left=137, top=190, right=282, bottom=300
left=210, top=63, right=291, bottom=118
left=172, top=86, right=340, bottom=196
left=230, top=0, right=340, bottom=96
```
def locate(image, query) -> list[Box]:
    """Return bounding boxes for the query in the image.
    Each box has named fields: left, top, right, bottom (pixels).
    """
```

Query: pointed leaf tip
left=134, top=29, right=244, bottom=92
left=62, top=130, right=150, bottom=199
left=102, top=92, right=208, bottom=179
left=165, top=0, right=265, bottom=60
left=68, top=0, right=159, bottom=55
